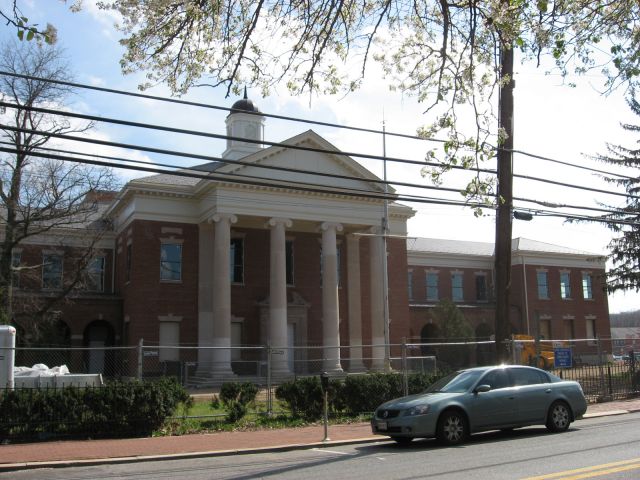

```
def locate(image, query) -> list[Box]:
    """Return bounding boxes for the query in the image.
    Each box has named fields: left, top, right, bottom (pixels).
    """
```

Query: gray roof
left=408, top=237, right=599, bottom=257
left=512, top=238, right=596, bottom=256
left=408, top=238, right=494, bottom=256
left=132, top=162, right=224, bottom=187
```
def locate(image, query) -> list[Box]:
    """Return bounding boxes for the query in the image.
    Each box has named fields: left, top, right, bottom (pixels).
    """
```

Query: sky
left=3, top=1, right=640, bottom=313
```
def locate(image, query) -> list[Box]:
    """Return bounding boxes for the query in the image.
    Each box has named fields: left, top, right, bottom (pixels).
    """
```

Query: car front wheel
left=436, top=410, right=468, bottom=446
left=546, top=401, right=572, bottom=432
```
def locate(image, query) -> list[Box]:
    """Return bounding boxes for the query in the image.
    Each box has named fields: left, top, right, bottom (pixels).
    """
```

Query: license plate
left=377, top=421, right=387, bottom=431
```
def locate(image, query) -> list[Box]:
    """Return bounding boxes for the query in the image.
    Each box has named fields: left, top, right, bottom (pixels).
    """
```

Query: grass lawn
left=158, top=395, right=369, bottom=436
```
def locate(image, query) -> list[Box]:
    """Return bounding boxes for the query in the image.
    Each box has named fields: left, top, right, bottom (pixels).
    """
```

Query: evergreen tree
left=595, top=92, right=640, bottom=293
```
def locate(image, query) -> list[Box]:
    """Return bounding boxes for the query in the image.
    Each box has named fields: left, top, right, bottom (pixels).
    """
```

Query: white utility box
left=0, top=325, right=16, bottom=389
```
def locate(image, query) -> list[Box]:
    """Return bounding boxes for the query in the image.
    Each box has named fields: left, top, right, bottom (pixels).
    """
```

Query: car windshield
left=424, top=370, right=485, bottom=393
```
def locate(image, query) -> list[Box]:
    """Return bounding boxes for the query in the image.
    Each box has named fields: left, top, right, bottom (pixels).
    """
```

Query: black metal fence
left=551, top=363, right=640, bottom=402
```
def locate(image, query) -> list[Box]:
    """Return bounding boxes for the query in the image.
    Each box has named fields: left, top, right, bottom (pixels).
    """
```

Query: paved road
left=4, top=413, right=640, bottom=480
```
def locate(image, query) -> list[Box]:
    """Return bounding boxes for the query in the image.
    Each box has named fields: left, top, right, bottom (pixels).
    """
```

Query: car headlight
left=405, top=404, right=430, bottom=416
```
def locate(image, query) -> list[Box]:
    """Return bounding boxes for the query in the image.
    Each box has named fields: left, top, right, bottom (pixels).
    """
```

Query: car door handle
left=545, top=389, right=552, bottom=393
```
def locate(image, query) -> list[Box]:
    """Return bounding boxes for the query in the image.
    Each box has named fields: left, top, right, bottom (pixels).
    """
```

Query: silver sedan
left=371, top=365, right=587, bottom=445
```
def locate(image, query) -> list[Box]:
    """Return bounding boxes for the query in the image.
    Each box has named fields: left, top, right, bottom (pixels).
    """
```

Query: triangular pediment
left=194, top=130, right=390, bottom=196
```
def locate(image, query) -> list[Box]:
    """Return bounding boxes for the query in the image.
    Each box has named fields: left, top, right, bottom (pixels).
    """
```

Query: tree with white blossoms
left=98, top=1, right=640, bottom=201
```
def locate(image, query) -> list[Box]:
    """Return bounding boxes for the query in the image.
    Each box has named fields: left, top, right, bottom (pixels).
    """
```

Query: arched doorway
left=84, top=321, right=115, bottom=376
left=420, top=323, right=440, bottom=356
left=475, top=322, right=494, bottom=366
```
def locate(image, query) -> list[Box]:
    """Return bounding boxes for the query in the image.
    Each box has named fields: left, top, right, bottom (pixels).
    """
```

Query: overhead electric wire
left=0, top=133, right=474, bottom=198
left=513, top=171, right=640, bottom=200
left=6, top=141, right=640, bottom=227
left=2, top=72, right=638, bottom=224
left=0, top=145, right=496, bottom=211
left=1, top=71, right=635, bottom=184
left=3, top=100, right=635, bottom=204
left=0, top=70, right=442, bottom=144
left=509, top=147, right=637, bottom=181
left=6, top=131, right=637, bottom=220
left=4, top=123, right=637, bottom=221
left=0, top=99, right=496, bottom=175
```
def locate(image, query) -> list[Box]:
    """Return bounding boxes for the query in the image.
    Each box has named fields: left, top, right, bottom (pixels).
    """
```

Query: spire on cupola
left=222, top=88, right=265, bottom=160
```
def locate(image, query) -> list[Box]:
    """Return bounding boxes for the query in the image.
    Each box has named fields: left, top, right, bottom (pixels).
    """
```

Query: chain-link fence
left=6, top=336, right=639, bottom=401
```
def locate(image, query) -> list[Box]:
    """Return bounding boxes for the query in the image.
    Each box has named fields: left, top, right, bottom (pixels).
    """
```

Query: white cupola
left=221, top=88, right=265, bottom=160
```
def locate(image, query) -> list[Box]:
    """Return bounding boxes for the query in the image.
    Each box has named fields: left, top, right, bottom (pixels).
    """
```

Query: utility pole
left=494, top=42, right=514, bottom=363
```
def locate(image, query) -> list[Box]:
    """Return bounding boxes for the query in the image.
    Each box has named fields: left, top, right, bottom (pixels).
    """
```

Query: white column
left=197, top=222, right=214, bottom=373
left=268, top=217, right=292, bottom=376
left=347, top=234, right=366, bottom=372
left=211, top=213, right=237, bottom=376
left=369, top=227, right=386, bottom=371
left=321, top=222, right=343, bottom=373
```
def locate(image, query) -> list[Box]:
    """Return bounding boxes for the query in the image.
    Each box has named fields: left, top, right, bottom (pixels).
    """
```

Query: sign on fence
left=554, top=347, right=573, bottom=368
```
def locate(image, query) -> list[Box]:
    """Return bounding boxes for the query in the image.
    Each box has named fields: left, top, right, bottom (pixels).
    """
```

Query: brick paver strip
left=1, top=398, right=639, bottom=467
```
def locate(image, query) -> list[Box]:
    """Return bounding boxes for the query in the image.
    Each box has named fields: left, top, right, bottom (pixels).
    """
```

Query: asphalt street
left=4, top=412, right=639, bottom=480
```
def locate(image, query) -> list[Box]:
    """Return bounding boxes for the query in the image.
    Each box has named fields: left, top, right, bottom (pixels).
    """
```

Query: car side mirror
left=475, top=384, right=491, bottom=394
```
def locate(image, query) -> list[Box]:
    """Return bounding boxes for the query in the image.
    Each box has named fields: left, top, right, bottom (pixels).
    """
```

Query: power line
left=5, top=142, right=640, bottom=227
left=3, top=100, right=634, bottom=203
left=0, top=130, right=483, bottom=199
left=0, top=145, right=495, bottom=211
left=0, top=70, right=444, bottom=144
left=510, top=147, right=637, bottom=181
left=0, top=99, right=496, bottom=175
left=5, top=130, right=636, bottom=220
left=1, top=70, right=634, bottom=184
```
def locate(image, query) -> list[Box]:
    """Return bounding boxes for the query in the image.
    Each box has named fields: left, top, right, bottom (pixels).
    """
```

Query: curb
left=0, top=437, right=382, bottom=473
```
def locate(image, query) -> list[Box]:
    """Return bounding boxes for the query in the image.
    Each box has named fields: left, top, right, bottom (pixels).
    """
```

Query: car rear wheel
left=546, top=401, right=572, bottom=433
left=436, top=410, right=468, bottom=446
left=391, top=436, right=413, bottom=445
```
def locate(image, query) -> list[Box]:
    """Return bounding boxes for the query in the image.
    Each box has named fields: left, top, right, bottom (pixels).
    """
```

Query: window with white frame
left=560, top=272, right=571, bottom=299
left=537, top=271, right=549, bottom=299
left=87, top=256, right=105, bottom=292
left=42, top=253, right=63, bottom=290
left=230, top=238, right=244, bottom=283
left=160, top=243, right=182, bottom=281
left=582, top=273, right=593, bottom=300
left=426, top=272, right=439, bottom=301
left=451, top=272, right=464, bottom=302
left=475, top=274, right=488, bottom=302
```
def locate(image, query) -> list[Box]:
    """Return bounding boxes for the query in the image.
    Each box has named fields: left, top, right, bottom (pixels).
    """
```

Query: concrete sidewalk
left=1, top=398, right=639, bottom=472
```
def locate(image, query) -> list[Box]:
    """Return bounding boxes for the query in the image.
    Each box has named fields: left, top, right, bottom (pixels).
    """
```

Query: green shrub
left=276, top=372, right=447, bottom=419
left=0, top=377, right=191, bottom=440
left=219, top=381, right=259, bottom=422
left=275, top=376, right=324, bottom=420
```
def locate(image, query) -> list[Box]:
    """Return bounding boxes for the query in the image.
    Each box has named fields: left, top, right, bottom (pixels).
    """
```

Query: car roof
left=459, top=365, right=543, bottom=373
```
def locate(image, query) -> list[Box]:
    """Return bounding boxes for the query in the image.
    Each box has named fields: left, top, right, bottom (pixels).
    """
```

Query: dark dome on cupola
left=230, top=87, right=260, bottom=114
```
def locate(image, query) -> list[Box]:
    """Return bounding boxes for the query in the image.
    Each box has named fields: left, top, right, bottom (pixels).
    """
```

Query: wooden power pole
left=494, top=43, right=514, bottom=362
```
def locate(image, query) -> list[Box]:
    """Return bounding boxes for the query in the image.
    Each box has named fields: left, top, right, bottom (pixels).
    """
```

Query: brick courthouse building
left=7, top=95, right=611, bottom=378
